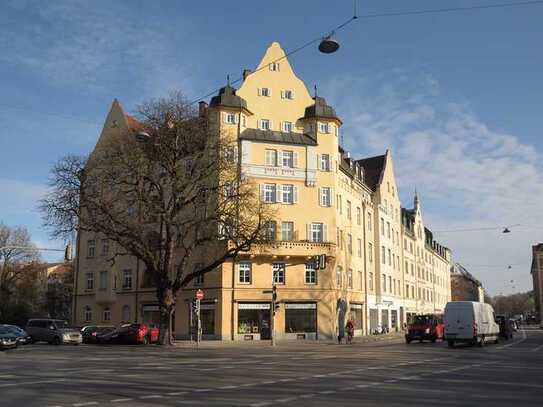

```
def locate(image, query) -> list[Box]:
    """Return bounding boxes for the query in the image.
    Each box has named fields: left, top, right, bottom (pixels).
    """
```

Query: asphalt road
left=1, top=328, right=542, bottom=407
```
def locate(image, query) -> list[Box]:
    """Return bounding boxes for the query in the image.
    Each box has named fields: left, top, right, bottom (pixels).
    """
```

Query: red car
left=405, top=314, right=444, bottom=343
left=97, top=323, right=159, bottom=345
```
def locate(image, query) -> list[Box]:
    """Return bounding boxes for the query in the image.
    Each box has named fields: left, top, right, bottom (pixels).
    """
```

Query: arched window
left=122, top=305, right=131, bottom=322
left=84, top=306, right=92, bottom=322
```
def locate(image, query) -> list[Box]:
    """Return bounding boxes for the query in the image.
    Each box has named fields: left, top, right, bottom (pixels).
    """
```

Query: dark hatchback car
left=0, top=325, right=31, bottom=345
left=81, top=326, right=115, bottom=344
left=97, top=323, right=159, bottom=345
left=0, top=326, right=18, bottom=350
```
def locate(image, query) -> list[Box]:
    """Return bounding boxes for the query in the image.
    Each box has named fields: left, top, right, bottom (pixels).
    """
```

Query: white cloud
left=0, top=0, right=199, bottom=97
left=322, top=69, right=543, bottom=295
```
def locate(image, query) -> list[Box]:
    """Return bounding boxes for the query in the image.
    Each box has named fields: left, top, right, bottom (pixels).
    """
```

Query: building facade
left=73, top=42, right=452, bottom=340
left=530, top=244, right=543, bottom=321
left=450, top=263, right=485, bottom=302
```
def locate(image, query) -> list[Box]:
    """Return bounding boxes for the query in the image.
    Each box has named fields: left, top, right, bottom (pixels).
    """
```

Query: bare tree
left=40, top=91, right=274, bottom=344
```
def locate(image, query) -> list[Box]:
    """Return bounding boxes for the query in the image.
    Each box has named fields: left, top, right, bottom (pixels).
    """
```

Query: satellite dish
left=319, top=36, right=340, bottom=54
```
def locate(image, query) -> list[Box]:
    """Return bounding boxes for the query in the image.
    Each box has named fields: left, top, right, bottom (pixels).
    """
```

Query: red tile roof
left=125, top=114, right=145, bottom=131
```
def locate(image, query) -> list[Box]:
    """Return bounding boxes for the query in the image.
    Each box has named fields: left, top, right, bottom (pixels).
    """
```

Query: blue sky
left=1, top=0, right=542, bottom=295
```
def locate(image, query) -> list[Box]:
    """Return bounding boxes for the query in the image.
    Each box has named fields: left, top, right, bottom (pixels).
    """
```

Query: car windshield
left=0, top=327, right=13, bottom=335
left=412, top=316, right=432, bottom=325
left=5, top=326, right=24, bottom=335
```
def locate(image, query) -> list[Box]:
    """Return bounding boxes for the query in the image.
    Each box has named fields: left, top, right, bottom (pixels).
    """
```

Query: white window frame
left=269, top=62, right=280, bottom=71
left=265, top=149, right=277, bottom=166
left=282, top=184, right=294, bottom=204
left=272, top=262, right=285, bottom=284
left=347, top=269, right=353, bottom=289
left=281, top=221, right=294, bottom=241
left=103, top=307, right=111, bottom=322
left=87, top=240, right=96, bottom=258
left=305, top=263, right=317, bottom=285
left=320, top=154, right=331, bottom=171
left=281, top=89, right=293, bottom=99
left=282, top=121, right=293, bottom=132
left=260, top=119, right=271, bottom=130
left=238, top=262, right=251, bottom=284
left=84, top=306, right=92, bottom=322
left=282, top=150, right=294, bottom=168
left=263, top=183, right=276, bottom=203
left=310, top=223, right=324, bottom=243
left=122, top=269, right=132, bottom=289
left=86, top=272, right=94, bottom=290
left=320, top=187, right=331, bottom=207
left=259, top=87, right=271, bottom=97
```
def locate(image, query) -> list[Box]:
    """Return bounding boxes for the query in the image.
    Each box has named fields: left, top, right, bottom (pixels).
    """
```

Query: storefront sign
left=200, top=304, right=216, bottom=310
left=142, top=305, right=159, bottom=312
left=350, top=303, right=363, bottom=309
left=284, top=303, right=316, bottom=309
left=238, top=303, right=270, bottom=310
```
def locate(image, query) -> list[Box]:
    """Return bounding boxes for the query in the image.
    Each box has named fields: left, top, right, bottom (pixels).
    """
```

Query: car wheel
left=447, top=340, right=454, bottom=348
left=53, top=336, right=61, bottom=346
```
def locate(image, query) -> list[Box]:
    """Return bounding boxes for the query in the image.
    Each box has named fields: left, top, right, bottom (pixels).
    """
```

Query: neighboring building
left=73, top=42, right=453, bottom=340
left=451, top=263, right=485, bottom=302
left=531, top=243, right=543, bottom=321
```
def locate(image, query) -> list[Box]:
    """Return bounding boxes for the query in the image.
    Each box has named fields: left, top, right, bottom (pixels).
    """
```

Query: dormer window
left=258, top=87, right=271, bottom=97
left=281, top=90, right=294, bottom=100
left=259, top=119, right=271, bottom=130
left=224, top=112, right=238, bottom=124
left=282, top=121, right=292, bottom=132
left=269, top=62, right=280, bottom=71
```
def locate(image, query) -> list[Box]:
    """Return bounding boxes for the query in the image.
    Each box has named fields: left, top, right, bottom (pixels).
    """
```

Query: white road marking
left=166, top=392, right=187, bottom=396
left=193, top=388, right=212, bottom=392
left=319, top=390, right=336, bottom=394
left=111, top=398, right=133, bottom=403
left=276, top=397, right=298, bottom=403
left=219, top=385, right=239, bottom=389
left=73, top=402, right=98, bottom=407
left=139, top=395, right=164, bottom=399
left=249, top=402, right=272, bottom=407
left=0, top=378, right=66, bottom=388
left=530, top=343, right=543, bottom=352
left=299, top=394, right=316, bottom=398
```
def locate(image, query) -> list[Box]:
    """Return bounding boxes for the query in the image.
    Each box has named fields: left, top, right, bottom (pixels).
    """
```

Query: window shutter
left=257, top=88, right=261, bottom=96
left=293, top=186, right=298, bottom=203
left=259, top=184, right=265, bottom=201
left=323, top=224, right=328, bottom=242
left=316, top=154, right=320, bottom=170
left=222, top=112, right=227, bottom=123
left=234, top=114, right=239, bottom=124
left=257, top=119, right=262, bottom=130
left=276, top=185, right=282, bottom=203
left=268, top=88, right=272, bottom=97
left=329, top=188, right=334, bottom=207
left=291, top=90, right=295, bottom=99
left=269, top=120, right=273, bottom=130
left=277, top=151, right=283, bottom=167
left=318, top=188, right=322, bottom=206
left=306, top=223, right=311, bottom=241
left=293, top=152, right=298, bottom=168
left=280, top=90, right=285, bottom=99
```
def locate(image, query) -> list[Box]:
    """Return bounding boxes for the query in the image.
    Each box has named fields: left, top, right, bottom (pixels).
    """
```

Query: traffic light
left=313, top=254, right=326, bottom=270
left=192, top=299, right=200, bottom=315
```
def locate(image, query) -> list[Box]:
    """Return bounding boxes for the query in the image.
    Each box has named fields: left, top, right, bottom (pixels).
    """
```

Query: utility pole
left=271, top=283, right=277, bottom=346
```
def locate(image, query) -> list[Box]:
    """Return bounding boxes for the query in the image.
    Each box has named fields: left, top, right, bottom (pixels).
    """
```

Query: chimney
left=242, top=69, right=252, bottom=81
left=198, top=101, right=208, bottom=117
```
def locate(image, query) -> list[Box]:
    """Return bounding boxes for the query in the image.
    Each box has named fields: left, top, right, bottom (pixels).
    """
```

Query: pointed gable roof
left=356, top=153, right=386, bottom=191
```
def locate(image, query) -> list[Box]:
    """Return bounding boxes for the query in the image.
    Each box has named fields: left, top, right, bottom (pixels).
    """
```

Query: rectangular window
left=281, top=221, right=294, bottom=241
left=282, top=184, right=294, bottom=204
left=194, top=263, right=204, bottom=285
left=381, top=246, right=385, bottom=264
left=282, top=121, right=292, bottom=132
left=264, top=221, right=277, bottom=241
left=259, top=87, right=271, bottom=97
left=347, top=234, right=352, bottom=254
left=239, top=262, right=251, bottom=284
left=265, top=149, right=277, bottom=166
left=225, top=112, right=237, bottom=124
left=305, top=263, right=317, bottom=285
left=380, top=218, right=384, bottom=235
left=358, top=270, right=363, bottom=290
left=347, top=269, right=353, bottom=289
left=368, top=213, right=372, bottom=231
left=99, top=271, right=108, bottom=290
left=382, top=274, right=386, bottom=292
left=282, top=150, right=294, bottom=167
left=263, top=183, right=276, bottom=203
left=320, top=187, right=331, bottom=207
left=101, top=239, right=109, bottom=256
left=387, top=222, right=391, bottom=238
left=369, top=272, right=374, bottom=290
left=311, top=223, right=325, bottom=243
left=122, top=269, right=132, bottom=289
left=260, top=118, right=271, bottom=130
left=388, top=249, right=391, bottom=266
left=346, top=200, right=352, bottom=220
left=357, top=238, right=362, bottom=258
left=86, top=272, right=94, bottom=290
left=320, top=154, right=331, bottom=171
left=318, top=122, right=329, bottom=133
left=272, top=263, right=285, bottom=284
left=356, top=207, right=361, bottom=225
left=368, top=242, right=373, bottom=262
left=103, top=308, right=111, bottom=322
left=281, top=89, right=293, bottom=99
left=87, top=240, right=96, bottom=258
left=269, top=63, right=279, bottom=71
left=336, top=266, right=342, bottom=287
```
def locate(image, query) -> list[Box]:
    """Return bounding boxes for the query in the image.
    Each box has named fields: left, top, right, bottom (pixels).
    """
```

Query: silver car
left=26, top=319, right=82, bottom=345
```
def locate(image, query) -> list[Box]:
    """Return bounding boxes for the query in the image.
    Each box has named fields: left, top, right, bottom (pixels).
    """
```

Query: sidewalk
left=173, top=332, right=404, bottom=349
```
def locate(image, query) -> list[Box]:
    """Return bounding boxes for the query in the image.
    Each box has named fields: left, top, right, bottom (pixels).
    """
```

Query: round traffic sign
left=196, top=289, right=204, bottom=300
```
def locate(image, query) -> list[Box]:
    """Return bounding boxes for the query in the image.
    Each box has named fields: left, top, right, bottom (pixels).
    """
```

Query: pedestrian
left=346, top=319, right=354, bottom=344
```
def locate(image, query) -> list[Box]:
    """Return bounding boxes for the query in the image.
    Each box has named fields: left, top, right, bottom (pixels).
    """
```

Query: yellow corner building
left=73, top=42, right=452, bottom=341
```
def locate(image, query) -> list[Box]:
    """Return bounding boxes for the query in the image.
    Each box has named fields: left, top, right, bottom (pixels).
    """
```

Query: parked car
left=508, top=318, right=519, bottom=332
left=444, top=301, right=500, bottom=347
left=495, top=315, right=514, bottom=340
left=405, top=314, right=444, bottom=343
left=26, top=319, right=82, bottom=345
left=0, top=325, right=31, bottom=345
left=526, top=315, right=538, bottom=325
left=97, top=323, right=159, bottom=345
left=0, top=326, right=18, bottom=350
left=81, top=325, right=115, bottom=344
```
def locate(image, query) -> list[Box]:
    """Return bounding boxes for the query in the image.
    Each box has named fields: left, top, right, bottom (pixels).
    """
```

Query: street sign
left=196, top=289, right=204, bottom=300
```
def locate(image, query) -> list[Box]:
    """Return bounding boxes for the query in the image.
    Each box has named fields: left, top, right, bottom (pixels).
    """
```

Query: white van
left=444, top=301, right=500, bottom=347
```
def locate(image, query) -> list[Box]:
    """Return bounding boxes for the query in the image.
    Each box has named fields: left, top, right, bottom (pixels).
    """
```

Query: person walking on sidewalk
left=346, top=319, right=355, bottom=344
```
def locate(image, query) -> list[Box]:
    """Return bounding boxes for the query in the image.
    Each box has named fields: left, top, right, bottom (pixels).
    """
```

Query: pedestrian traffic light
left=192, top=299, right=200, bottom=315
left=317, top=254, right=326, bottom=270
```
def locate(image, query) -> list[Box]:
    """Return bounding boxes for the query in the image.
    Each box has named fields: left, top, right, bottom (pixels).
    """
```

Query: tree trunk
left=158, top=306, right=174, bottom=345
